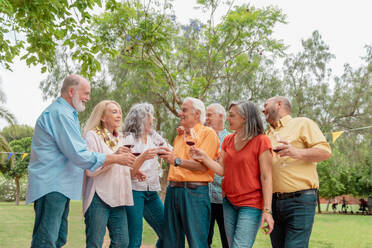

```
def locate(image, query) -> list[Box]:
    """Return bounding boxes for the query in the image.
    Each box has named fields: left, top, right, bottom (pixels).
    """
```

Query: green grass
left=1, top=201, right=371, bottom=247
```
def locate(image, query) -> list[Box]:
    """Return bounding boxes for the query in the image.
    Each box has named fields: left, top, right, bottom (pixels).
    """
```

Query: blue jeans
left=270, top=191, right=317, bottom=248
left=223, top=197, right=262, bottom=248
left=31, top=192, right=70, bottom=248
left=126, top=190, right=164, bottom=248
left=162, top=185, right=211, bottom=248
left=84, top=193, right=129, bottom=248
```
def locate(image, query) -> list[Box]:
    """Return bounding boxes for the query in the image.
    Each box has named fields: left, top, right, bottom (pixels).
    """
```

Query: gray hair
left=61, top=74, right=87, bottom=94
left=122, top=103, right=154, bottom=139
left=229, top=101, right=264, bottom=141
left=207, top=103, right=226, bottom=122
left=184, top=97, right=206, bottom=124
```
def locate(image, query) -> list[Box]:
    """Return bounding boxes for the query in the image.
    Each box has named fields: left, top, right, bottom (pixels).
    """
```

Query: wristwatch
left=174, top=158, right=182, bottom=167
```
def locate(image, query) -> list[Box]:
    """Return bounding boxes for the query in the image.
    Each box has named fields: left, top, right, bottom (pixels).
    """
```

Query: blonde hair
left=83, top=100, right=122, bottom=136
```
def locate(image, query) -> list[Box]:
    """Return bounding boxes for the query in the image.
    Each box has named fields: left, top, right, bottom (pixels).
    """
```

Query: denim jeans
left=31, top=192, right=70, bottom=248
left=84, top=193, right=129, bottom=248
left=208, top=203, right=229, bottom=248
left=270, top=192, right=317, bottom=248
left=223, top=197, right=262, bottom=248
left=162, top=185, right=211, bottom=248
left=126, top=190, right=164, bottom=248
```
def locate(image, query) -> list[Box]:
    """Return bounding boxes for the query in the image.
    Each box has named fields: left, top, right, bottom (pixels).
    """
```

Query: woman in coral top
left=190, top=101, right=274, bottom=248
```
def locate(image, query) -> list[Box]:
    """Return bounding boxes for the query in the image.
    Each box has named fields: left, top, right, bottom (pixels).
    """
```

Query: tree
left=0, top=124, right=34, bottom=142
left=0, top=78, right=16, bottom=125
left=0, top=137, right=32, bottom=205
left=0, top=0, right=106, bottom=75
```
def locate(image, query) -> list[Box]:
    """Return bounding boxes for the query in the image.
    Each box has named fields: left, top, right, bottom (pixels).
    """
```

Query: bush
left=0, top=177, right=27, bottom=202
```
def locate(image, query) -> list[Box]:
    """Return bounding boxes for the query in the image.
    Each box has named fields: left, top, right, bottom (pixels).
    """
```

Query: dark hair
left=229, top=101, right=264, bottom=141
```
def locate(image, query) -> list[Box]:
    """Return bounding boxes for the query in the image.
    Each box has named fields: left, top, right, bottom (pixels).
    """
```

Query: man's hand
left=117, top=152, right=136, bottom=166
left=159, top=147, right=176, bottom=164
left=276, top=140, right=302, bottom=160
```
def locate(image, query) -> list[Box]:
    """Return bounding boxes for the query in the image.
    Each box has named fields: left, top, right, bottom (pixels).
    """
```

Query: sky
left=0, top=0, right=371, bottom=129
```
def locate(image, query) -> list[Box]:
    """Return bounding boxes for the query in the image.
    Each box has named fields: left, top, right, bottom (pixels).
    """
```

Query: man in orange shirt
left=161, top=97, right=220, bottom=248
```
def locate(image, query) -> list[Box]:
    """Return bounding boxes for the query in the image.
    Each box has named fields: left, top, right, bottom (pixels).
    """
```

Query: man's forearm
left=179, top=159, right=208, bottom=171
left=298, top=148, right=331, bottom=162
left=102, top=154, right=119, bottom=167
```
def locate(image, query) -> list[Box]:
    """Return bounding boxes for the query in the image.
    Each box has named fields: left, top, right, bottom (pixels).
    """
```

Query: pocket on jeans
left=294, top=194, right=317, bottom=206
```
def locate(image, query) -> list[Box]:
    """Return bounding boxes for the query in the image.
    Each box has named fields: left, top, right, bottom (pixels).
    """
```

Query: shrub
left=0, top=177, right=27, bottom=202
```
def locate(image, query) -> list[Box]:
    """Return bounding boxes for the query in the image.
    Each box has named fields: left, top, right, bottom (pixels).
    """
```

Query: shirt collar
left=218, top=129, right=228, bottom=136
left=269, top=115, right=292, bottom=131
left=57, top=97, right=78, bottom=117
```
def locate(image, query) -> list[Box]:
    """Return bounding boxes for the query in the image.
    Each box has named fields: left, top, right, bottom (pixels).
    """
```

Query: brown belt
left=273, top=189, right=317, bottom=200
left=169, top=181, right=208, bottom=189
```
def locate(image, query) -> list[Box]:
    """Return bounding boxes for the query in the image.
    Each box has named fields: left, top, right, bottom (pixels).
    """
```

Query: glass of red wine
left=123, top=132, right=135, bottom=150
left=131, top=139, right=144, bottom=157
left=184, top=128, right=197, bottom=147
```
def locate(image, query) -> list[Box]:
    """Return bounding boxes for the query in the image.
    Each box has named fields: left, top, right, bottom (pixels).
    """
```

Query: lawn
left=0, top=201, right=371, bottom=248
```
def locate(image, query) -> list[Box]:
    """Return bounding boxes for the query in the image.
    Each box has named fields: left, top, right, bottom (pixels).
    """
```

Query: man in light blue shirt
left=26, top=74, right=136, bottom=248
left=205, top=103, right=230, bottom=248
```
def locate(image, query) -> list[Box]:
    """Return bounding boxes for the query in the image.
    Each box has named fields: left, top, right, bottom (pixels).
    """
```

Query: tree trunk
left=317, top=192, right=321, bottom=213
left=15, top=177, right=20, bottom=206
left=326, top=198, right=330, bottom=212
left=159, top=162, right=169, bottom=202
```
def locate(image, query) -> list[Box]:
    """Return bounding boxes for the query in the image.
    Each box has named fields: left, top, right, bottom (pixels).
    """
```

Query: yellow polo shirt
left=266, top=115, right=331, bottom=193
left=168, top=123, right=219, bottom=182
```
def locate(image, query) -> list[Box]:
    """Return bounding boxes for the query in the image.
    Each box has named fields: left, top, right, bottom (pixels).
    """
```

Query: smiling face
left=178, top=100, right=200, bottom=128
left=101, top=103, right=122, bottom=133
left=227, top=105, right=245, bottom=131
left=71, top=80, right=91, bottom=112
left=262, top=98, right=280, bottom=126
left=205, top=108, right=223, bottom=131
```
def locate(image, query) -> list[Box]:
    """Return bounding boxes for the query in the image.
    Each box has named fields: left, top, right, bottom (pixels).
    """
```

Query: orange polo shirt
left=168, top=123, right=220, bottom=182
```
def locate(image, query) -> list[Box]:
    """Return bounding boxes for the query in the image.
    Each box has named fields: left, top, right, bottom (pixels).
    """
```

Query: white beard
left=72, top=92, right=85, bottom=112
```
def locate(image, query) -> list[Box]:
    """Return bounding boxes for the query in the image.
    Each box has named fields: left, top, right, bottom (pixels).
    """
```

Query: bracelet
left=263, top=208, right=272, bottom=215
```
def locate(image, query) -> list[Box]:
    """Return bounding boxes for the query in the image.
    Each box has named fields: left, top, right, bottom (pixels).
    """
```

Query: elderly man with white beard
left=26, top=74, right=136, bottom=248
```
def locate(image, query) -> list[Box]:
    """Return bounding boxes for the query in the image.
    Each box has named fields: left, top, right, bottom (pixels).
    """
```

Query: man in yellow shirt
left=262, top=96, right=331, bottom=248
left=161, top=97, right=219, bottom=247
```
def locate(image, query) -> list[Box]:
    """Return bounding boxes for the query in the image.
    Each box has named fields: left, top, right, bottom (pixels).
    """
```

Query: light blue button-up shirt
left=26, top=97, right=106, bottom=204
left=209, top=129, right=230, bottom=204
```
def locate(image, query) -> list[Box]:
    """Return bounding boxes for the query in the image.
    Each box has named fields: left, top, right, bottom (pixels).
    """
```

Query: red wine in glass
left=124, top=144, right=134, bottom=149
left=132, top=152, right=141, bottom=156
left=157, top=152, right=166, bottom=156
left=186, top=141, right=195, bottom=146
left=158, top=142, right=164, bottom=146
left=273, top=147, right=283, bottom=153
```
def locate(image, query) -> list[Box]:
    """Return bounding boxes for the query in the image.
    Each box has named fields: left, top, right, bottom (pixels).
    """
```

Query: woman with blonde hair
left=82, top=100, right=157, bottom=248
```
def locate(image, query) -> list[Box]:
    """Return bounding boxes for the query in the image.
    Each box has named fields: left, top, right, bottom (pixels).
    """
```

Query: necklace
left=95, top=125, right=120, bottom=151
